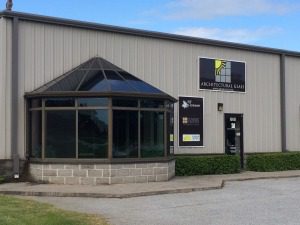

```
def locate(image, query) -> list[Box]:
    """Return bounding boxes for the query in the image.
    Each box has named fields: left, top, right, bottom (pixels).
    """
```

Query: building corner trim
left=11, top=16, right=20, bottom=177
left=280, top=54, right=287, bottom=152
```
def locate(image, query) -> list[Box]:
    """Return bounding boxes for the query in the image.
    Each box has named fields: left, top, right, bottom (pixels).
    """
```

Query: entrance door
left=225, top=114, right=244, bottom=168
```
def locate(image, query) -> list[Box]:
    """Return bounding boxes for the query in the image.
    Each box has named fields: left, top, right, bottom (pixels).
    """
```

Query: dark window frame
left=27, top=97, right=174, bottom=161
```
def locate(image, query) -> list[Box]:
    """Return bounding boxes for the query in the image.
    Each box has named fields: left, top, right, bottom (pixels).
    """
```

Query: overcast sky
left=2, top=0, right=300, bottom=51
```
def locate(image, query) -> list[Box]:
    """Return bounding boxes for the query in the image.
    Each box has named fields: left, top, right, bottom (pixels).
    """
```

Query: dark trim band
left=29, top=156, right=175, bottom=164
left=24, top=92, right=177, bottom=102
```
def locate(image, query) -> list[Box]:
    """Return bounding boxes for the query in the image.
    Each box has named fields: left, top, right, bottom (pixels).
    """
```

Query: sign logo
left=181, top=100, right=201, bottom=109
left=215, top=59, right=231, bottom=83
left=199, top=57, right=245, bottom=92
left=182, top=100, right=189, bottom=109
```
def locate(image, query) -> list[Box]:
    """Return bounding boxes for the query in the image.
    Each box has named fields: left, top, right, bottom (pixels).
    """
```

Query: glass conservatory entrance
left=26, top=57, right=176, bottom=184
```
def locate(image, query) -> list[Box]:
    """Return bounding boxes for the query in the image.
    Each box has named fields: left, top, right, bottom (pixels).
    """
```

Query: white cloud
left=174, top=27, right=282, bottom=43
left=164, top=0, right=300, bottom=19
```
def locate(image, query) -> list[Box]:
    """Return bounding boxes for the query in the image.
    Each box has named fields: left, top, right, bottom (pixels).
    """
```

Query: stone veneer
left=29, top=160, right=175, bottom=185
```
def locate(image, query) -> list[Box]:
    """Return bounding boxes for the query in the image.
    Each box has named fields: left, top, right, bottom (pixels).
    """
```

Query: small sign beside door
left=179, top=96, right=204, bottom=147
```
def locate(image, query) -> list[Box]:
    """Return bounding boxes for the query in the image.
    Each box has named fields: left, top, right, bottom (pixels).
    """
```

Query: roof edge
left=24, top=91, right=177, bottom=102
left=1, top=10, right=300, bottom=57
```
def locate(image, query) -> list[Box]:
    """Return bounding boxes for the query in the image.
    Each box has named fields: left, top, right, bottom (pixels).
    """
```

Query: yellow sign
left=215, top=59, right=226, bottom=75
left=170, top=134, right=174, bottom=142
left=183, top=135, right=192, bottom=142
left=183, top=134, right=200, bottom=142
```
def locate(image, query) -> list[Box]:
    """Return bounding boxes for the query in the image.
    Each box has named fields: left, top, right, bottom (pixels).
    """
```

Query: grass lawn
left=0, top=195, right=109, bottom=225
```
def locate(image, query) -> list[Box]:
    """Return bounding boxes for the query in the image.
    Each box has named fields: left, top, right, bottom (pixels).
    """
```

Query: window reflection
left=30, top=99, right=42, bottom=108
left=45, top=98, right=75, bottom=107
left=113, top=110, right=138, bottom=158
left=30, top=111, right=42, bottom=158
left=29, top=97, right=174, bottom=159
left=141, top=111, right=165, bottom=157
left=140, top=99, right=164, bottom=108
left=78, top=110, right=108, bottom=158
left=78, top=98, right=108, bottom=107
left=112, top=99, right=138, bottom=107
left=167, top=112, right=174, bottom=155
left=45, top=111, right=76, bottom=158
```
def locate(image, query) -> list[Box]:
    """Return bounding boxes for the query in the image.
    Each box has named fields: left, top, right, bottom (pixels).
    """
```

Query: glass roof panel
left=46, top=70, right=86, bottom=92
left=27, top=57, right=175, bottom=102
left=100, top=59, right=122, bottom=71
left=118, top=71, right=162, bottom=94
left=105, top=70, right=136, bottom=92
left=78, top=70, right=109, bottom=92
left=80, top=59, right=95, bottom=69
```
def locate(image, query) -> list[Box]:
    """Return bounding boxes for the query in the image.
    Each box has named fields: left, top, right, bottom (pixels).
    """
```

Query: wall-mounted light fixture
left=218, top=103, right=223, bottom=111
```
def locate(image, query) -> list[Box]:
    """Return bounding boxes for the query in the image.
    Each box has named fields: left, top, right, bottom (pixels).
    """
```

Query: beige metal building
left=0, top=10, right=300, bottom=183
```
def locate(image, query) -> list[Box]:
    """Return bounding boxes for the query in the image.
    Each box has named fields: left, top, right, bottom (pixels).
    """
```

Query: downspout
left=280, top=54, right=287, bottom=152
left=11, top=15, right=20, bottom=178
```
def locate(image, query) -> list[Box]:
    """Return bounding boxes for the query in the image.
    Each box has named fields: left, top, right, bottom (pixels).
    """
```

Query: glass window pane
left=30, top=111, right=42, bottom=158
left=221, top=75, right=226, bottom=83
left=105, top=70, right=135, bottom=92
left=112, top=99, right=138, bottom=107
left=226, top=75, right=231, bottom=83
left=167, top=112, right=174, bottom=156
left=113, top=110, right=138, bottom=158
left=78, top=110, right=108, bottom=158
left=45, top=111, right=76, bottom=158
left=140, top=99, right=165, bottom=108
left=78, top=98, right=109, bottom=107
left=45, top=98, right=75, bottom=107
left=118, top=71, right=162, bottom=94
left=30, top=99, right=42, bottom=108
left=166, top=101, right=174, bottom=110
left=46, top=70, right=86, bottom=92
left=141, top=111, right=165, bottom=157
left=78, top=70, right=109, bottom=92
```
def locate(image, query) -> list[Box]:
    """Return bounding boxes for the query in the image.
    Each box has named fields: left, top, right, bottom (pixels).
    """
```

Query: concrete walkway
left=1, top=170, right=300, bottom=198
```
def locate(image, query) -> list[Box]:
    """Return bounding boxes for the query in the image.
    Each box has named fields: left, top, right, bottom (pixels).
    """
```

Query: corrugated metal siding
left=285, top=56, right=300, bottom=151
left=16, top=21, right=282, bottom=156
left=0, top=18, right=12, bottom=160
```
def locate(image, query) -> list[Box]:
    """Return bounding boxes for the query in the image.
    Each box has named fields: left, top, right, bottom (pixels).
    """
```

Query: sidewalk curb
left=1, top=174, right=300, bottom=199
left=0, top=185, right=223, bottom=199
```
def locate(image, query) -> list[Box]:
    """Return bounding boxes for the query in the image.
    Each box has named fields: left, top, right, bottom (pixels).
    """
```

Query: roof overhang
left=25, top=91, right=177, bottom=102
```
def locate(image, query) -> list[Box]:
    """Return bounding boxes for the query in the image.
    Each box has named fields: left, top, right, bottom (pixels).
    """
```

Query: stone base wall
left=29, top=160, right=175, bottom=185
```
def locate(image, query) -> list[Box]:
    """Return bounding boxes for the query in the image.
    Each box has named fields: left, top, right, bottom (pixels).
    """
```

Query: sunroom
left=25, top=57, right=176, bottom=185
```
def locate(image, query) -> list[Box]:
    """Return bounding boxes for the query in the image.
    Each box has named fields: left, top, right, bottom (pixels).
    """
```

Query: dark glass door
left=225, top=114, right=244, bottom=168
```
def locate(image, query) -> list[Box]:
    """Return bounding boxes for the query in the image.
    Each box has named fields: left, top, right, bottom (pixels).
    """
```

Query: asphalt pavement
left=26, top=177, right=300, bottom=225
left=2, top=170, right=300, bottom=198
